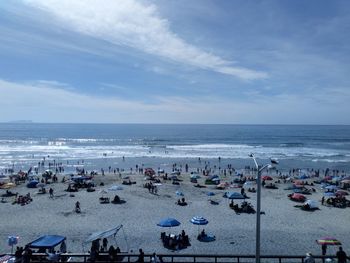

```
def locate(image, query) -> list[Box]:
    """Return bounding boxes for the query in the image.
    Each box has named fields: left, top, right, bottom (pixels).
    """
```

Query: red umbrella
left=262, top=176, right=273, bottom=181
left=294, top=180, right=304, bottom=185
left=290, top=193, right=306, bottom=202
left=316, top=237, right=341, bottom=246
left=324, top=176, right=332, bottom=181
left=335, top=190, right=348, bottom=197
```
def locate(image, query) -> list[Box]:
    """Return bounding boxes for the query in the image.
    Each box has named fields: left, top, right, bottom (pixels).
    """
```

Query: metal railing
left=2, top=253, right=337, bottom=263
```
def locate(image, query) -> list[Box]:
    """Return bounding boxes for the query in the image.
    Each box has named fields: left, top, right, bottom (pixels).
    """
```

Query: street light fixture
left=249, top=153, right=278, bottom=263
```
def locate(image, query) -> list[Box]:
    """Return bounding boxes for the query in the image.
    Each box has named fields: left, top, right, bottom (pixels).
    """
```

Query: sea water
left=0, top=123, right=350, bottom=173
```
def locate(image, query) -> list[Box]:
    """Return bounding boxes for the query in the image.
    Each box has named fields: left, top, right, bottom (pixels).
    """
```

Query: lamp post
left=249, top=153, right=278, bottom=263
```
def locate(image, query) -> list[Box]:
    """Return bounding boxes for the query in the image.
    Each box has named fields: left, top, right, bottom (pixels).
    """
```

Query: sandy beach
left=0, top=165, right=349, bottom=257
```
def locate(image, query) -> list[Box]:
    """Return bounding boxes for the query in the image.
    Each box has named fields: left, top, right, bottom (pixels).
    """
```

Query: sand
left=0, top=169, right=349, bottom=256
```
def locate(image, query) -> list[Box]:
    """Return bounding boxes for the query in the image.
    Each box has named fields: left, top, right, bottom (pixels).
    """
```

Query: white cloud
left=23, top=0, right=267, bottom=80
left=0, top=79, right=349, bottom=124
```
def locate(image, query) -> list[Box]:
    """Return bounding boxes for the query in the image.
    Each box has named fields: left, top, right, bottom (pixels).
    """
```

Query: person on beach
left=336, top=247, right=348, bottom=263
left=322, top=244, right=327, bottom=256
left=304, top=252, right=315, bottom=263
left=75, top=201, right=81, bottom=213
left=151, top=252, right=160, bottom=263
left=137, top=249, right=144, bottom=263
left=49, top=188, right=54, bottom=198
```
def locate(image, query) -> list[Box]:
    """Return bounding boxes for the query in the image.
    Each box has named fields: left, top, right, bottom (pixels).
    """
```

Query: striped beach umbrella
left=190, top=216, right=208, bottom=225
left=190, top=216, right=208, bottom=234
left=316, top=237, right=341, bottom=246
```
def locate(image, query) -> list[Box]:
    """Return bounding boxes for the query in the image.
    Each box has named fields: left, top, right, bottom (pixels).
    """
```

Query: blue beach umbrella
left=324, top=192, right=335, bottom=197
left=157, top=218, right=181, bottom=227
left=207, top=192, right=215, bottom=196
left=27, top=180, right=39, bottom=188
left=325, top=185, right=338, bottom=191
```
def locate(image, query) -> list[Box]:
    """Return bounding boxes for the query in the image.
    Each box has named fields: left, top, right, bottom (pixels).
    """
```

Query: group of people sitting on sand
left=197, top=229, right=208, bottom=241
left=322, top=196, right=350, bottom=208
left=176, top=198, right=187, bottom=206
left=229, top=200, right=256, bottom=214
left=13, top=193, right=32, bottom=206
left=89, top=238, right=121, bottom=262
left=161, top=230, right=190, bottom=250
left=262, top=180, right=278, bottom=189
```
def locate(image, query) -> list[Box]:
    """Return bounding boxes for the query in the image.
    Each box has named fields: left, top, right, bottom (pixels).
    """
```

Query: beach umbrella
left=341, top=179, right=350, bottom=184
left=290, top=193, right=306, bottom=202
left=332, top=177, right=342, bottom=182
left=325, top=185, right=338, bottom=191
left=36, top=183, right=46, bottom=188
left=243, top=181, right=255, bottom=188
left=108, top=185, right=123, bottom=191
left=324, top=192, right=335, bottom=197
left=27, top=180, right=39, bottom=188
left=190, top=174, right=200, bottom=179
left=304, top=200, right=318, bottom=209
left=216, top=182, right=228, bottom=189
left=190, top=216, right=209, bottom=235
left=157, top=218, right=181, bottom=227
left=207, top=192, right=215, bottom=196
left=324, top=176, right=332, bottom=181
left=224, top=192, right=245, bottom=199
left=316, top=237, right=341, bottom=246
left=262, top=176, right=273, bottom=181
left=336, top=190, right=348, bottom=196
left=190, top=216, right=208, bottom=225
left=176, top=190, right=184, bottom=196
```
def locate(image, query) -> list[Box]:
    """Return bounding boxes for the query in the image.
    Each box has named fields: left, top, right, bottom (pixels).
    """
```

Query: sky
left=0, top=0, right=349, bottom=124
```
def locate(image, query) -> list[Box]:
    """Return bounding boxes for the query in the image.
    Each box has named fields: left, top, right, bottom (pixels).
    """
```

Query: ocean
left=1, top=123, right=350, bottom=173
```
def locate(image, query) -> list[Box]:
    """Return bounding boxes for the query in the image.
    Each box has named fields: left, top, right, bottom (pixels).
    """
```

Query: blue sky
left=0, top=0, right=349, bottom=124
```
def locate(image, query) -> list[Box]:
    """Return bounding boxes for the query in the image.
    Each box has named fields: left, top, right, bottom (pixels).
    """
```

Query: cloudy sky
left=1, top=0, right=349, bottom=124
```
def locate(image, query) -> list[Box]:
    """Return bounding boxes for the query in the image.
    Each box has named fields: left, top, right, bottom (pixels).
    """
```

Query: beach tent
left=83, top=225, right=129, bottom=252
left=84, top=225, right=123, bottom=244
left=28, top=235, right=66, bottom=249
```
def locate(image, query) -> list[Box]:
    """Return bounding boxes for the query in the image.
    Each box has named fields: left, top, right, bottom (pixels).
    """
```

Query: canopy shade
left=316, top=237, right=341, bottom=246
left=84, top=225, right=123, bottom=244
left=29, top=235, right=66, bottom=249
